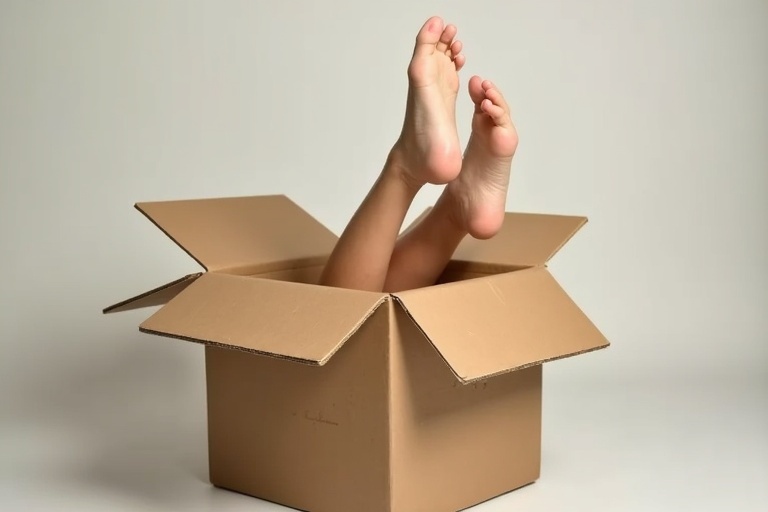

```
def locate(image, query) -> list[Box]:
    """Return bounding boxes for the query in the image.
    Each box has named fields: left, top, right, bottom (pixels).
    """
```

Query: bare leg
left=384, top=76, right=519, bottom=292
left=320, top=17, right=465, bottom=291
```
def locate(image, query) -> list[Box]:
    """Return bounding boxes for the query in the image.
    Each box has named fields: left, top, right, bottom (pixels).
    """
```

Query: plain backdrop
left=1, top=1, right=766, bottom=511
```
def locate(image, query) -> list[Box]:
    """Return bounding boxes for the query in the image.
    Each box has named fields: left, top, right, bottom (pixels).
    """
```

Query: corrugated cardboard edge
left=457, top=481, right=538, bottom=511
left=543, top=215, right=588, bottom=264
left=103, top=272, right=203, bottom=314
left=449, top=212, right=589, bottom=268
left=133, top=195, right=339, bottom=276
left=391, top=294, right=609, bottom=385
left=139, top=295, right=391, bottom=366
left=134, top=203, right=209, bottom=271
left=399, top=209, right=587, bottom=266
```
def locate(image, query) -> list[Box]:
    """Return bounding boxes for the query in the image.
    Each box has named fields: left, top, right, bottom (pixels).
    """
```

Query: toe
left=414, top=16, right=444, bottom=56
left=454, top=53, right=466, bottom=71
left=481, top=79, right=495, bottom=91
left=484, top=87, right=511, bottom=117
left=468, top=75, right=486, bottom=108
left=450, top=40, right=463, bottom=57
left=481, top=98, right=509, bottom=126
left=436, top=24, right=457, bottom=53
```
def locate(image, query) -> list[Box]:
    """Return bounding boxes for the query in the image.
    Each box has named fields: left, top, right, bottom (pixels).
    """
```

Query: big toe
left=413, top=16, right=444, bottom=55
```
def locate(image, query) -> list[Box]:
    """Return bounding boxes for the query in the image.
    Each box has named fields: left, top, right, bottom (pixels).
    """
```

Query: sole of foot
left=447, top=75, right=518, bottom=239
left=392, top=16, right=465, bottom=186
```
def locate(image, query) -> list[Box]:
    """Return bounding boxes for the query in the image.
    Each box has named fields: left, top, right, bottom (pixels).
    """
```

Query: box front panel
left=390, top=306, right=542, bottom=511
left=205, top=304, right=391, bottom=512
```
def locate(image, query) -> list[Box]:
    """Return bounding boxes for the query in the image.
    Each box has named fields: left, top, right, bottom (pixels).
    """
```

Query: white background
left=1, top=1, right=765, bottom=510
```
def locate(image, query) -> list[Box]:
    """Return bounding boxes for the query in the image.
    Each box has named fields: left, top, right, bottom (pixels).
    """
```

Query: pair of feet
left=391, top=16, right=518, bottom=239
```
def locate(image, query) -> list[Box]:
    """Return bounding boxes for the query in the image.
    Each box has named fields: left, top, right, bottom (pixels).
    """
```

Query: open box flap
left=450, top=212, right=587, bottom=272
left=103, top=273, right=203, bottom=313
left=136, top=195, right=338, bottom=273
left=394, top=267, right=609, bottom=384
left=139, top=273, right=387, bottom=365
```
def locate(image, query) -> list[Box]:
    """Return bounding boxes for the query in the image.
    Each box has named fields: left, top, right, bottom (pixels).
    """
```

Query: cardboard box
left=105, top=194, right=609, bottom=512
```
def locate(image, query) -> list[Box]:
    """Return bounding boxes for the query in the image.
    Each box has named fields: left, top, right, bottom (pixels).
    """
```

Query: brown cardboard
left=137, top=194, right=338, bottom=273
left=103, top=273, right=202, bottom=313
left=396, top=267, right=607, bottom=383
left=105, top=194, right=609, bottom=512
left=141, top=273, right=386, bottom=365
left=450, top=212, right=587, bottom=270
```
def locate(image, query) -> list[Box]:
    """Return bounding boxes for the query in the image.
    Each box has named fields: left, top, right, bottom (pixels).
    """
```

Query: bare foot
left=391, top=16, right=465, bottom=186
left=446, top=76, right=518, bottom=239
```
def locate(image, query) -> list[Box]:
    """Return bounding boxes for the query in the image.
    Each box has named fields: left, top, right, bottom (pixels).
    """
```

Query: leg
left=382, top=191, right=466, bottom=292
left=318, top=155, right=419, bottom=292
left=319, top=17, right=465, bottom=291
left=384, top=76, right=519, bottom=292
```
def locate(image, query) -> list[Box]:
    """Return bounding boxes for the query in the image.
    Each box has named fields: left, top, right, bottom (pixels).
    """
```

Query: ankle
left=386, top=144, right=425, bottom=195
left=435, top=183, right=469, bottom=235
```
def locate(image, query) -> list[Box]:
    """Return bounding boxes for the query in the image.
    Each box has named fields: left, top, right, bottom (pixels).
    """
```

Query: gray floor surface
left=2, top=355, right=765, bottom=512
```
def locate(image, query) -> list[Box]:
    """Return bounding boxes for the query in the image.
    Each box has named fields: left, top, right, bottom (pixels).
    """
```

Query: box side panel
left=204, top=303, right=391, bottom=512
left=247, top=264, right=325, bottom=284
left=389, top=306, right=542, bottom=511
left=435, top=264, right=531, bottom=285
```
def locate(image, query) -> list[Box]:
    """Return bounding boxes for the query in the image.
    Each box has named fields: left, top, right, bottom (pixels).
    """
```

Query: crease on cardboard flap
left=135, top=203, right=210, bottom=271
left=103, top=273, right=203, bottom=313
left=135, top=194, right=338, bottom=274
left=106, top=195, right=341, bottom=313
left=393, top=267, right=610, bottom=384
left=106, top=195, right=608, bottom=385
left=139, top=273, right=388, bottom=365
left=451, top=212, right=588, bottom=268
